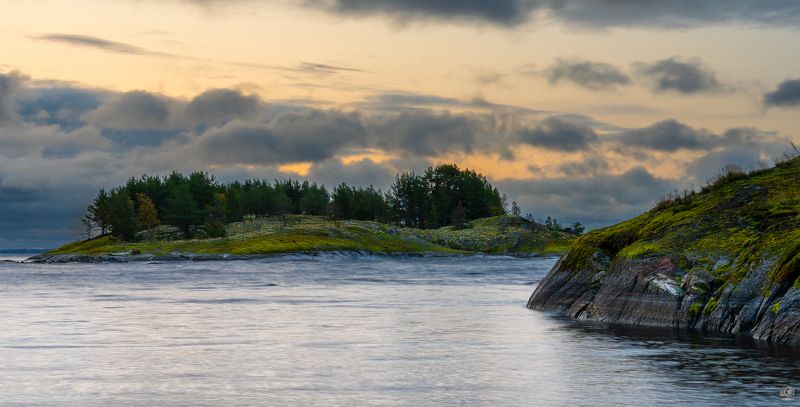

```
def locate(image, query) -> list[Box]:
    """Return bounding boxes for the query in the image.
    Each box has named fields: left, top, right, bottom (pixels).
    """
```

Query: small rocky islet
left=34, top=214, right=574, bottom=262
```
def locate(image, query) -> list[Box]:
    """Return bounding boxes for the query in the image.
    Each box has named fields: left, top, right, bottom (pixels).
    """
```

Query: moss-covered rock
left=528, top=156, right=800, bottom=345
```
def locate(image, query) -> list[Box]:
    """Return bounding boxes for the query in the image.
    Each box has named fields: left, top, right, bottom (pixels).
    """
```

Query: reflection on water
left=0, top=255, right=797, bottom=406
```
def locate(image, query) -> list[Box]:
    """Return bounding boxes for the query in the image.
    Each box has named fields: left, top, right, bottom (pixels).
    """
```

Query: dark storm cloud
left=635, top=57, right=722, bottom=94
left=185, top=89, right=261, bottom=126
left=297, top=0, right=800, bottom=28
left=193, top=110, right=365, bottom=165
left=764, top=79, right=800, bottom=108
left=16, top=86, right=106, bottom=131
left=0, top=186, right=87, bottom=248
left=545, top=59, right=630, bottom=90
left=367, top=111, right=480, bottom=156
left=84, top=91, right=176, bottom=129
left=545, top=1, right=800, bottom=29
left=518, top=116, right=598, bottom=152
left=306, top=0, right=537, bottom=26
left=618, top=119, right=713, bottom=152
left=616, top=120, right=784, bottom=153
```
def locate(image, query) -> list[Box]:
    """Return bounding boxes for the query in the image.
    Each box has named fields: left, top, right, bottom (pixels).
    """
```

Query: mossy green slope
left=560, top=157, right=800, bottom=289
left=50, top=215, right=573, bottom=257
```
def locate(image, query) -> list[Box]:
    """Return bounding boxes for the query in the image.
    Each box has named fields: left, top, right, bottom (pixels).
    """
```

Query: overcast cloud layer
left=0, top=70, right=794, bottom=248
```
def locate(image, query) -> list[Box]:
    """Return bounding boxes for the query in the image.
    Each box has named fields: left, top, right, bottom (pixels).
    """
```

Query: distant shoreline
left=28, top=250, right=559, bottom=264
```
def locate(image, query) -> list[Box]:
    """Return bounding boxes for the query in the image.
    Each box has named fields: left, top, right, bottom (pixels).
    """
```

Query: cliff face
left=528, top=157, right=800, bottom=345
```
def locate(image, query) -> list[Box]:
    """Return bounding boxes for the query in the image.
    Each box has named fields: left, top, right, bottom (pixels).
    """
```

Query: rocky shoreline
left=528, top=254, right=800, bottom=345
left=27, top=250, right=548, bottom=264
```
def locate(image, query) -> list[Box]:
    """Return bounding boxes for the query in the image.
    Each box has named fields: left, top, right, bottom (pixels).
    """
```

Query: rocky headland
left=528, top=157, right=800, bottom=345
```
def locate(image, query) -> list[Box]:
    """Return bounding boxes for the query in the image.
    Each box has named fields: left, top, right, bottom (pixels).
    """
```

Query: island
left=528, top=155, right=800, bottom=345
left=35, top=164, right=578, bottom=262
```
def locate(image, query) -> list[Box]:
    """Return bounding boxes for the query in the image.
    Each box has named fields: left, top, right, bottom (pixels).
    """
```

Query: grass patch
left=705, top=297, right=719, bottom=315
left=771, top=301, right=782, bottom=315
left=689, top=302, right=703, bottom=318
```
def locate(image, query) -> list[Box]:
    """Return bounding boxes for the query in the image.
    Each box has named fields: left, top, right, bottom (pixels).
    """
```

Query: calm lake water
left=0, top=255, right=798, bottom=406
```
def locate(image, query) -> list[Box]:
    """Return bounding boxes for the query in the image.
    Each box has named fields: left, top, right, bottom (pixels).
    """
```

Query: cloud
left=16, top=86, right=106, bottom=131
left=545, top=58, right=630, bottom=90
left=306, top=0, right=537, bottom=26
left=684, top=133, right=791, bottom=183
left=185, top=89, right=262, bottom=126
left=544, top=1, right=800, bottom=29
left=0, top=72, right=26, bottom=125
left=35, top=34, right=363, bottom=78
left=476, top=71, right=505, bottom=86
left=367, top=110, right=481, bottom=156
left=518, top=116, right=598, bottom=151
left=298, top=62, right=365, bottom=74
left=191, top=110, right=365, bottom=165
left=764, top=79, right=800, bottom=108
left=295, top=1, right=800, bottom=28
left=557, top=156, right=609, bottom=176
left=616, top=120, right=785, bottom=153
left=83, top=91, right=177, bottom=129
left=307, top=158, right=395, bottom=189
left=635, top=57, right=722, bottom=94
left=360, top=91, right=543, bottom=115
left=34, top=33, right=170, bottom=56
left=0, top=69, right=793, bottom=247
left=618, top=119, right=713, bottom=152
left=363, top=92, right=463, bottom=109
left=496, top=166, right=677, bottom=227
left=234, top=61, right=364, bottom=77
left=0, top=187, right=86, bottom=248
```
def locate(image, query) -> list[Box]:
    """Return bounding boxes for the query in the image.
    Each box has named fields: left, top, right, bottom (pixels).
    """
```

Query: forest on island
left=82, top=163, right=581, bottom=241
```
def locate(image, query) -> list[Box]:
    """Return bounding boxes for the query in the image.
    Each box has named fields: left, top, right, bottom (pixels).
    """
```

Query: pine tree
left=86, top=189, right=112, bottom=235
left=165, top=184, right=201, bottom=238
left=204, top=193, right=227, bottom=237
left=109, top=189, right=137, bottom=241
left=511, top=201, right=521, bottom=217
left=274, top=192, right=291, bottom=227
left=451, top=201, right=467, bottom=229
left=571, top=221, right=585, bottom=236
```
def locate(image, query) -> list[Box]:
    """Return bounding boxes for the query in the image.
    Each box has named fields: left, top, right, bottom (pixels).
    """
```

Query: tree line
left=82, top=164, right=519, bottom=241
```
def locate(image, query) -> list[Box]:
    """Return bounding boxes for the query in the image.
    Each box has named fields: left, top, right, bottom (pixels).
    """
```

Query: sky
left=0, top=0, right=799, bottom=248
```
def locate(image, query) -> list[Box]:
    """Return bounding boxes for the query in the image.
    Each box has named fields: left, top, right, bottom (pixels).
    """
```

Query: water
left=0, top=255, right=797, bottom=406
